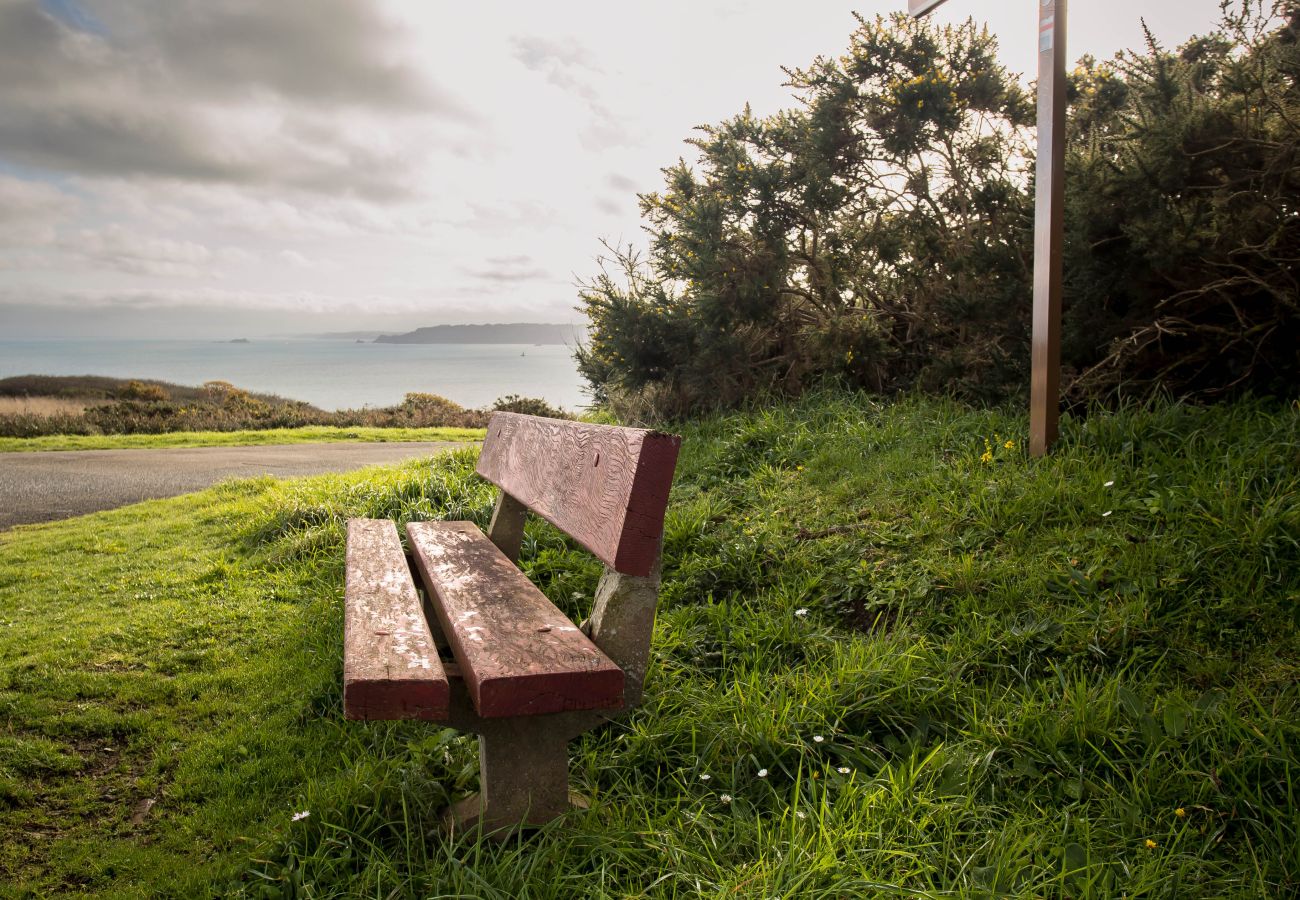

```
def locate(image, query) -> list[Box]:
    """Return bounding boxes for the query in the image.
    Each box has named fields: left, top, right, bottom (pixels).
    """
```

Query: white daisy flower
left=757, top=768, right=769, bottom=778
left=292, top=810, right=310, bottom=822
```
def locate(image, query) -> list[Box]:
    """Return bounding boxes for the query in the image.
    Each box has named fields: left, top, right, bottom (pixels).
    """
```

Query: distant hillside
left=0, top=375, right=298, bottom=406
left=373, top=323, right=583, bottom=345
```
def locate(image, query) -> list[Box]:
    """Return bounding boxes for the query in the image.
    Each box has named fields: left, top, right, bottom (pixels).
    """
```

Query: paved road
left=0, top=442, right=471, bottom=529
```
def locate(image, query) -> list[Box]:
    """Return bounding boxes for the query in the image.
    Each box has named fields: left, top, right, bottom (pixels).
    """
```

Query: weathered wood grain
left=344, top=519, right=449, bottom=720
left=475, top=412, right=681, bottom=577
left=407, top=520, right=624, bottom=718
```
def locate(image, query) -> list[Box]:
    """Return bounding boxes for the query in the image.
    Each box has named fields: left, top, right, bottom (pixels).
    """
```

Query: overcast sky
left=0, top=0, right=1227, bottom=339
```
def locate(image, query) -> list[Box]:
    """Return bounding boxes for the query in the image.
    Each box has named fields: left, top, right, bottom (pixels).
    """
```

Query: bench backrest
left=476, top=412, right=681, bottom=577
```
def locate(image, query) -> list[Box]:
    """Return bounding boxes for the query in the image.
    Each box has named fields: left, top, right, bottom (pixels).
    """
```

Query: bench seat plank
left=344, top=519, right=450, bottom=721
left=407, top=520, right=624, bottom=718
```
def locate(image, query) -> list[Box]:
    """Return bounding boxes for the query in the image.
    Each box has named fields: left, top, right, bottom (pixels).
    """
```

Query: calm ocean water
left=0, top=339, right=591, bottom=412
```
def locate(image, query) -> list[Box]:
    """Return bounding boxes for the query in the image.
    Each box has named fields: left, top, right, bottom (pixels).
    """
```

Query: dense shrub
left=118, top=380, right=169, bottom=402
left=0, top=412, right=96, bottom=439
left=1062, top=4, right=1300, bottom=399
left=578, top=12, right=1034, bottom=417
left=577, top=2, right=1300, bottom=418
left=491, top=394, right=571, bottom=419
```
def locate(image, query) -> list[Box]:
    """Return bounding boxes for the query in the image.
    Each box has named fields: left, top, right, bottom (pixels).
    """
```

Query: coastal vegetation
left=0, top=426, right=483, bottom=454
left=577, top=3, right=1300, bottom=418
left=1, top=391, right=1295, bottom=896
left=0, top=376, right=567, bottom=441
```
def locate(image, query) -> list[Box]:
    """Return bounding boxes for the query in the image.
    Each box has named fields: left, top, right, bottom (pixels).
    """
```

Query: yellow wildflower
left=1145, top=839, right=1158, bottom=850
left=1175, top=808, right=1187, bottom=818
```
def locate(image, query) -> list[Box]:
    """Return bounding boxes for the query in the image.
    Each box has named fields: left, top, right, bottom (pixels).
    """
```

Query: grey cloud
left=462, top=255, right=553, bottom=284
left=594, top=173, right=639, bottom=216
left=460, top=199, right=563, bottom=230
left=0, top=175, right=74, bottom=245
left=606, top=173, right=639, bottom=192
left=27, top=0, right=461, bottom=112
left=0, top=1, right=475, bottom=198
left=581, top=118, right=639, bottom=151
left=62, top=224, right=213, bottom=277
left=511, top=33, right=637, bottom=150
left=463, top=268, right=553, bottom=284
left=512, top=36, right=601, bottom=85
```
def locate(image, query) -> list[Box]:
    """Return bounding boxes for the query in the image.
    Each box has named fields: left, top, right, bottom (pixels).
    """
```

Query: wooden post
left=1029, top=0, right=1067, bottom=456
left=909, top=0, right=1068, bottom=456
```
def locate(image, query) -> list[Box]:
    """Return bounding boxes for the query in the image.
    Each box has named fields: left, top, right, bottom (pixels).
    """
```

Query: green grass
left=1, top=390, right=1296, bottom=897
left=0, top=425, right=485, bottom=453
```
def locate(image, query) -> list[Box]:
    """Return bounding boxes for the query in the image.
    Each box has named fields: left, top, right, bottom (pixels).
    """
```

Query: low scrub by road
left=0, top=425, right=484, bottom=453
left=0, top=375, right=567, bottom=438
left=1, top=392, right=1295, bottom=896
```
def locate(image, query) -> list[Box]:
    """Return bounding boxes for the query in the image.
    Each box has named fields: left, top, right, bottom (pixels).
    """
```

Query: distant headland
left=372, top=323, right=582, bottom=345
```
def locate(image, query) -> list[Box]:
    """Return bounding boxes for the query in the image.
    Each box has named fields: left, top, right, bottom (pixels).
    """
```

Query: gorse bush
left=1064, top=3, right=1300, bottom=399
left=578, top=12, right=1035, bottom=417
left=491, top=394, right=571, bottom=419
left=578, top=2, right=1300, bottom=419
left=119, top=380, right=170, bottom=402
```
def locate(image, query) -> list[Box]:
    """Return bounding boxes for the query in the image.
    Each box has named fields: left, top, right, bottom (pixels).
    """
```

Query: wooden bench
left=343, top=412, right=681, bottom=834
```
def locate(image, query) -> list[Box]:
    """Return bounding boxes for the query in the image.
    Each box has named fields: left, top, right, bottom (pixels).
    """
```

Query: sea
left=0, top=339, right=592, bottom=412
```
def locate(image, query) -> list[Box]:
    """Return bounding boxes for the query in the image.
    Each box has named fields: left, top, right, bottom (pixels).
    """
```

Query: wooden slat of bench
left=344, top=519, right=450, bottom=721
left=475, top=413, right=681, bottom=577
left=407, top=520, right=624, bottom=718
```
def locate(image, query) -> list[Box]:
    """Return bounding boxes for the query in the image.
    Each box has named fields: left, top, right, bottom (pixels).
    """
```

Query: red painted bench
left=343, top=412, right=681, bottom=834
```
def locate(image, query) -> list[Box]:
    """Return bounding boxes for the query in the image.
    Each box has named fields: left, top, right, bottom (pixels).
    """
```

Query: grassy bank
left=1, top=391, right=1296, bottom=897
left=0, top=426, right=485, bottom=453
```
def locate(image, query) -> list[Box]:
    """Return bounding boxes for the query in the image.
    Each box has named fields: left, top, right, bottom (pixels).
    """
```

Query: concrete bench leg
left=443, top=718, right=572, bottom=836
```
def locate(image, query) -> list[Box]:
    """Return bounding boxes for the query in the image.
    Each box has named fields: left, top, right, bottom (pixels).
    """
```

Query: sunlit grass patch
left=0, top=391, right=1295, bottom=896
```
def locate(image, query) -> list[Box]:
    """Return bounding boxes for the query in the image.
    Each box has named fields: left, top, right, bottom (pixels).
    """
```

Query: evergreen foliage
left=1064, top=2, right=1300, bottom=399
left=577, top=2, right=1300, bottom=418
